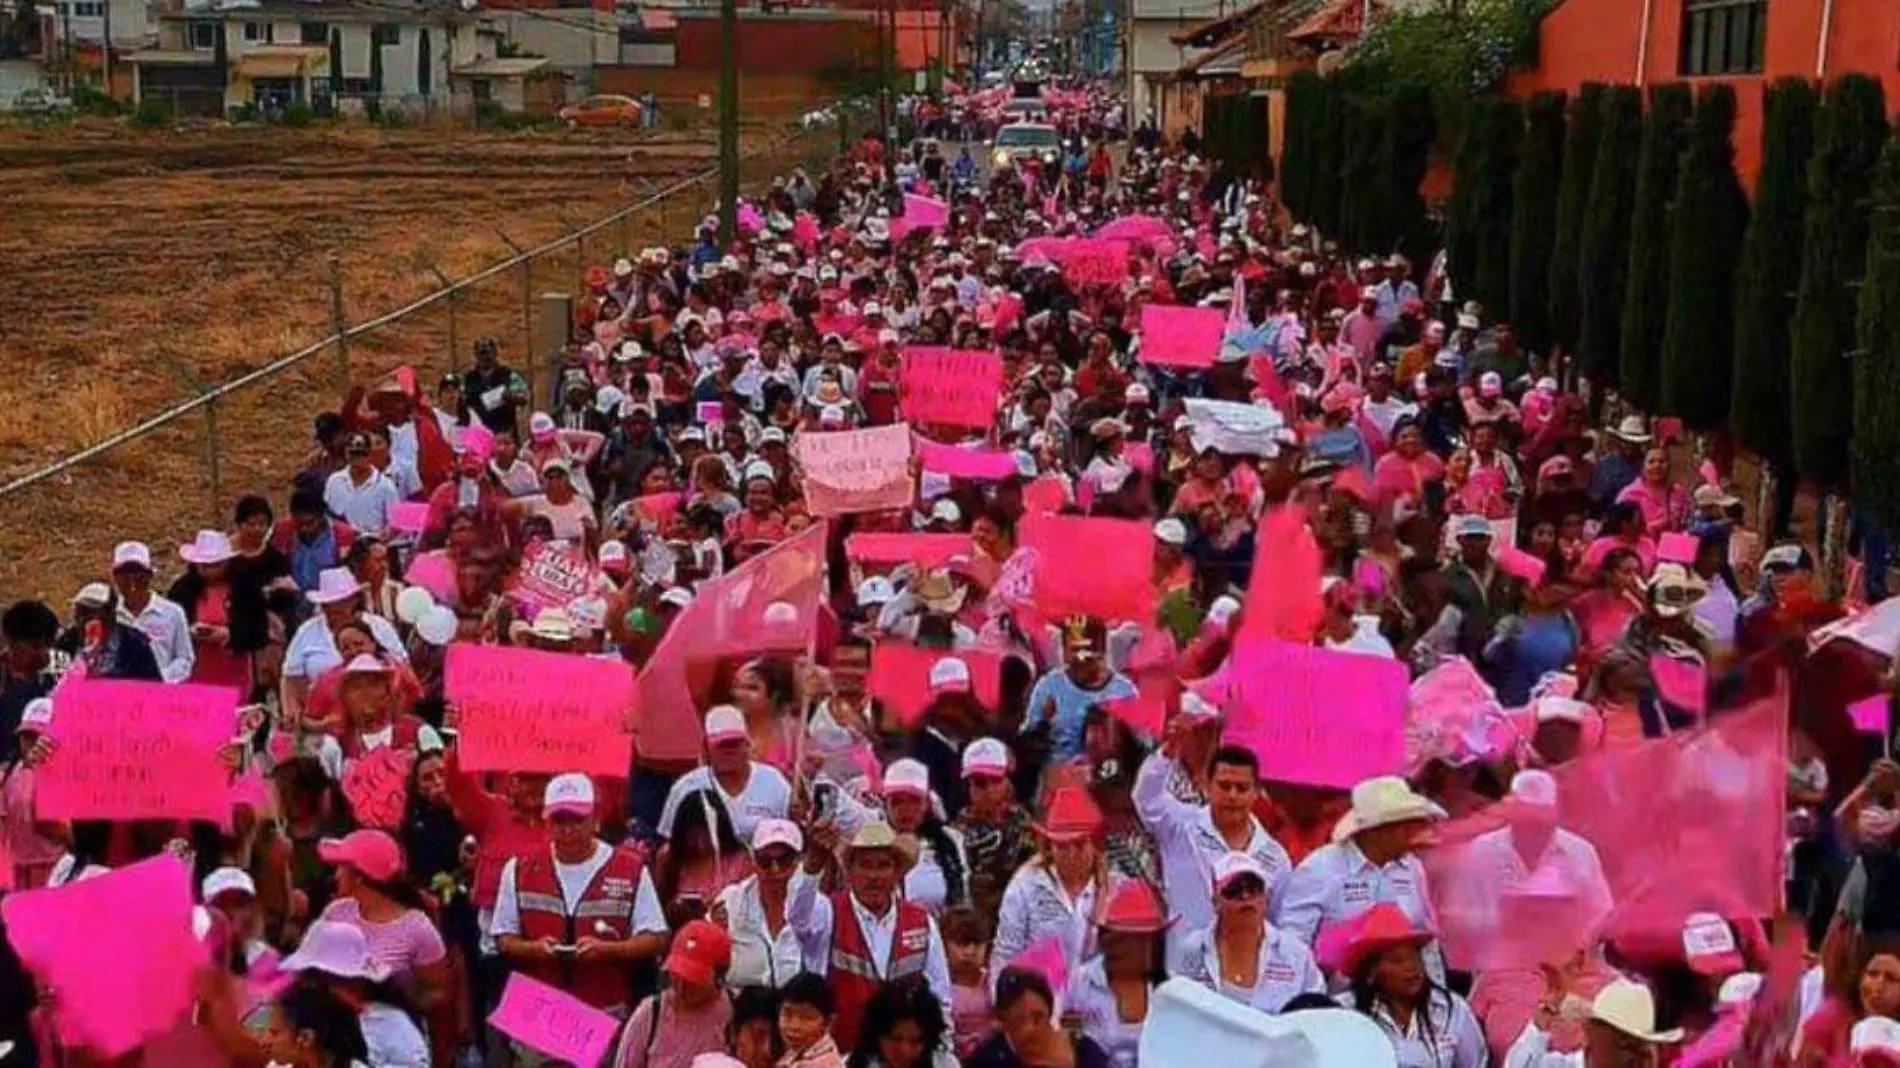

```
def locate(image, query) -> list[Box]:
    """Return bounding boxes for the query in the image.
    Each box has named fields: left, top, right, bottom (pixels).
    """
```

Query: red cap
left=317, top=830, right=405, bottom=883
left=665, top=919, right=732, bottom=986
left=1337, top=904, right=1433, bottom=978
left=1036, top=786, right=1104, bottom=843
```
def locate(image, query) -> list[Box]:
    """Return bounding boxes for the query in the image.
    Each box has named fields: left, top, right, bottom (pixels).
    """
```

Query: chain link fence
left=0, top=107, right=855, bottom=602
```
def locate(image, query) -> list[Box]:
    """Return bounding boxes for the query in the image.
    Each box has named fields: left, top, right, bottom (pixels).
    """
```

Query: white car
left=990, top=122, right=1061, bottom=170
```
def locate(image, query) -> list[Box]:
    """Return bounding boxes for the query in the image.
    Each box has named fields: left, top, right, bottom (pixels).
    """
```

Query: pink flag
left=1650, top=655, right=1708, bottom=717
left=342, top=747, right=415, bottom=831
left=795, top=424, right=914, bottom=516
left=1021, top=513, right=1157, bottom=624
left=1657, top=531, right=1700, bottom=564
left=1237, top=508, right=1324, bottom=645
left=446, top=644, right=635, bottom=778
left=1496, top=546, right=1548, bottom=585
left=916, top=438, right=1020, bottom=481
left=1698, top=459, right=1721, bottom=487
left=1102, top=627, right=1179, bottom=737
left=1222, top=639, right=1409, bottom=789
left=512, top=541, right=601, bottom=616
left=901, top=348, right=1003, bottom=429
left=869, top=642, right=1005, bottom=726
left=1849, top=693, right=1888, bottom=735
left=1095, top=214, right=1177, bottom=255
left=489, top=973, right=621, bottom=1068
left=38, top=679, right=238, bottom=822
left=2, top=854, right=200, bottom=1058
left=461, top=421, right=497, bottom=463
left=1139, top=304, right=1225, bottom=369
left=846, top=533, right=975, bottom=569
left=695, top=400, right=725, bottom=425
left=636, top=522, right=828, bottom=761
left=1022, top=476, right=1069, bottom=514
left=631, top=491, right=685, bottom=528
left=389, top=500, right=429, bottom=535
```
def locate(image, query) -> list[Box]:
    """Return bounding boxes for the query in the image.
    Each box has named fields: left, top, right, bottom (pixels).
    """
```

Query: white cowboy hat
left=307, top=567, right=363, bottom=606
left=1331, top=776, right=1447, bottom=842
left=1610, top=415, right=1652, bottom=443
left=178, top=529, right=238, bottom=565
left=1139, top=979, right=1395, bottom=1068
left=1590, top=979, right=1684, bottom=1044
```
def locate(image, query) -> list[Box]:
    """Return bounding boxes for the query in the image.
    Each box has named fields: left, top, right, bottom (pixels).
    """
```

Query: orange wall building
left=1507, top=0, right=1900, bottom=184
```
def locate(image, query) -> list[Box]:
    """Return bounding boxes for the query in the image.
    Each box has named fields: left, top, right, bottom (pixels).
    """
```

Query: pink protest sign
left=1021, top=513, right=1157, bottom=624
left=1060, top=239, right=1127, bottom=288
left=869, top=643, right=1005, bottom=726
left=901, top=347, right=1003, bottom=429
left=1237, top=508, right=1324, bottom=645
left=446, top=643, right=634, bottom=777
left=489, top=972, right=620, bottom=1068
left=512, top=540, right=601, bottom=615
left=342, top=747, right=415, bottom=830
left=1022, top=476, right=1069, bottom=514
left=1126, top=442, right=1156, bottom=475
left=1851, top=693, right=1890, bottom=734
left=695, top=400, right=724, bottom=425
left=38, top=679, right=237, bottom=822
left=1649, top=655, right=1708, bottom=717
left=1139, top=304, right=1225, bottom=369
left=1496, top=545, right=1548, bottom=585
left=2, top=854, right=199, bottom=1058
left=389, top=500, right=429, bottom=535
left=845, top=533, right=975, bottom=569
left=1222, top=639, right=1409, bottom=789
left=916, top=437, right=1020, bottom=481
left=793, top=423, right=914, bottom=517
left=1657, top=531, right=1700, bottom=564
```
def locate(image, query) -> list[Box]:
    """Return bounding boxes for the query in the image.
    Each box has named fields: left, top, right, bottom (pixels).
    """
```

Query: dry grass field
left=0, top=116, right=829, bottom=599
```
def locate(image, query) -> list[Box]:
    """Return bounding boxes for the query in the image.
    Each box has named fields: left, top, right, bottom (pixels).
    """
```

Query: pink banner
left=1425, top=679, right=1787, bottom=971
left=630, top=491, right=684, bottom=528
left=1021, top=513, right=1157, bottom=624
left=845, top=533, right=975, bottom=569
left=2, top=854, right=199, bottom=1058
left=512, top=541, right=601, bottom=616
left=1650, top=655, right=1708, bottom=717
left=446, top=643, right=635, bottom=778
left=1657, top=531, right=1699, bottom=564
left=869, top=643, right=1005, bottom=726
left=389, top=500, right=429, bottom=535
left=1095, top=214, right=1177, bottom=255
left=635, top=523, right=828, bottom=761
left=1140, top=304, right=1225, bottom=369
left=893, top=193, right=949, bottom=240
left=1102, top=628, right=1180, bottom=738
left=342, top=747, right=415, bottom=831
left=1221, top=639, right=1409, bottom=789
left=1850, top=693, right=1888, bottom=734
left=794, top=423, right=914, bottom=517
left=38, top=679, right=237, bottom=822
left=916, top=437, right=1020, bottom=481
left=1497, top=545, right=1548, bottom=585
left=1023, top=476, right=1068, bottom=514
left=489, top=972, right=621, bottom=1068
left=901, top=347, right=1003, bottom=430
left=1237, top=508, right=1324, bottom=646
left=1060, top=239, right=1128, bottom=288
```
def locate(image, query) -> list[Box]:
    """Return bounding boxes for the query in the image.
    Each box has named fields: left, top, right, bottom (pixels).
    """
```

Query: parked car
left=558, top=94, right=644, bottom=129
left=11, top=88, right=73, bottom=115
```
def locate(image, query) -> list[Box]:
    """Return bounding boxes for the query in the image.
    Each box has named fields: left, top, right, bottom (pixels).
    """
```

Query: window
left=1680, top=0, right=1766, bottom=76
left=187, top=20, right=216, bottom=49
left=300, top=20, right=327, bottom=43
left=66, top=1, right=102, bottom=18
left=340, top=77, right=373, bottom=93
left=372, top=23, right=400, bottom=46
left=242, top=20, right=272, bottom=41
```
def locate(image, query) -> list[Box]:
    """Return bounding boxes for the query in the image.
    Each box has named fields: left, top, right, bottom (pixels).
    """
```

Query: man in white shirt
left=657, top=704, right=792, bottom=843
left=492, top=774, right=668, bottom=1016
left=1275, top=776, right=1447, bottom=985
left=323, top=433, right=401, bottom=537
left=1360, top=363, right=1415, bottom=439
left=109, top=541, right=194, bottom=684
left=1134, top=706, right=1294, bottom=974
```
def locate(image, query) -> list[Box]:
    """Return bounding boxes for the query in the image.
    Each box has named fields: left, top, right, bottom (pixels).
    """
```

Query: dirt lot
left=0, top=117, right=833, bottom=599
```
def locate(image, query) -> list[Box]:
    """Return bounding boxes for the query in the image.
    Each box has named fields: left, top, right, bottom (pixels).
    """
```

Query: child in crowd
left=942, top=906, right=996, bottom=1057
left=778, top=973, right=846, bottom=1068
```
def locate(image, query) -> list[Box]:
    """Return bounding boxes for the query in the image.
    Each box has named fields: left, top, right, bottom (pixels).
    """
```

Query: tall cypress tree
left=1617, top=83, right=1692, bottom=413
left=1447, top=101, right=1488, bottom=300
left=1386, top=87, right=1437, bottom=265
left=1575, top=86, right=1643, bottom=388
left=1548, top=84, right=1606, bottom=362
left=1281, top=70, right=1320, bottom=218
left=1853, top=133, right=1900, bottom=532
left=1660, top=84, right=1748, bottom=428
left=1309, top=80, right=1345, bottom=236
left=1473, top=98, right=1522, bottom=319
left=1792, top=75, right=1889, bottom=487
left=1732, top=78, right=1818, bottom=467
left=1510, top=91, right=1566, bottom=353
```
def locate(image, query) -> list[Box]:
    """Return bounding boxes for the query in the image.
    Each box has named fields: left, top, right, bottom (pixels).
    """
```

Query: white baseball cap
left=704, top=704, right=748, bottom=745
left=1509, top=769, right=1558, bottom=807
left=1180, top=691, right=1221, bottom=723
left=857, top=576, right=897, bottom=607
left=928, top=656, right=971, bottom=695
left=111, top=540, right=154, bottom=572
left=751, top=818, right=804, bottom=854
left=882, top=758, right=932, bottom=798
left=542, top=773, right=596, bottom=817
left=961, top=737, right=1011, bottom=778
left=202, top=866, right=257, bottom=901
left=598, top=540, right=630, bottom=569
left=1153, top=518, right=1188, bottom=546
left=20, top=698, right=53, bottom=732
left=659, top=586, right=696, bottom=609
left=930, top=499, right=962, bottom=525
left=1211, top=851, right=1268, bottom=891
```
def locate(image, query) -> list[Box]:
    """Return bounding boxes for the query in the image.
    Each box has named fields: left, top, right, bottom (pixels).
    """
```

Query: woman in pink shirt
left=313, top=830, right=449, bottom=1007
left=3, top=699, right=62, bottom=889
left=1615, top=447, right=1688, bottom=536
left=1372, top=420, right=1446, bottom=506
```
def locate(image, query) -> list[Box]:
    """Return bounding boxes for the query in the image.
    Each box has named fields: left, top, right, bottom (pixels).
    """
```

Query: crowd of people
left=6, top=75, right=1900, bottom=1068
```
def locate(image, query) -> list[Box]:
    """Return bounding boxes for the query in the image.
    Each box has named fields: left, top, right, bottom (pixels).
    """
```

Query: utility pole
left=101, top=0, right=110, bottom=96
left=716, top=0, right=738, bottom=244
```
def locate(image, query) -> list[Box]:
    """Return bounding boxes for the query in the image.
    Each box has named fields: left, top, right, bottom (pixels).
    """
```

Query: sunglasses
left=755, top=849, right=798, bottom=871
left=1219, top=877, right=1265, bottom=902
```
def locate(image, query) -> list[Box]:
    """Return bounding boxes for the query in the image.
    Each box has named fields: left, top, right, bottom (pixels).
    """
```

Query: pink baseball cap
left=960, top=737, right=1011, bottom=779
left=704, top=705, right=748, bottom=745
left=1682, top=913, right=1745, bottom=977
left=317, top=830, right=404, bottom=883
left=543, top=773, right=596, bottom=817
left=882, top=758, right=932, bottom=798
left=928, top=657, right=972, bottom=696
left=751, top=818, right=803, bottom=854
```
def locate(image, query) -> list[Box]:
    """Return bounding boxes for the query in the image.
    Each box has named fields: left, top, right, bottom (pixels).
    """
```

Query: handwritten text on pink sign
left=901, top=348, right=1003, bottom=429
left=38, top=680, right=237, bottom=822
left=446, top=643, right=634, bottom=778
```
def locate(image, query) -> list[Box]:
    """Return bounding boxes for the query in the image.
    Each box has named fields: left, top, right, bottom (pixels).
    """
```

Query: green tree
left=1731, top=78, right=1819, bottom=468
left=1659, top=84, right=1748, bottom=428
left=1575, top=86, right=1643, bottom=387
left=1473, top=98, right=1522, bottom=320
left=1385, top=87, right=1437, bottom=265
left=1853, top=134, right=1900, bottom=532
left=1308, top=81, right=1345, bottom=236
left=1509, top=91, right=1565, bottom=353
left=1446, top=100, right=1488, bottom=298
left=1617, top=83, right=1692, bottom=413
left=1792, top=74, right=1889, bottom=487
left=1548, top=84, right=1606, bottom=361
left=1280, top=70, right=1320, bottom=217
